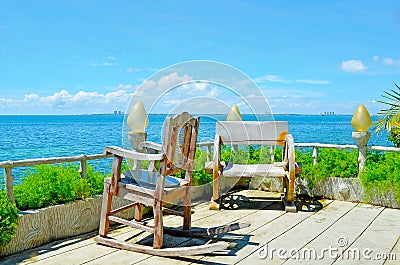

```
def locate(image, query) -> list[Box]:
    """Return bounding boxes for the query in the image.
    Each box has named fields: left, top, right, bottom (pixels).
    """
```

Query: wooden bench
left=206, top=121, right=302, bottom=212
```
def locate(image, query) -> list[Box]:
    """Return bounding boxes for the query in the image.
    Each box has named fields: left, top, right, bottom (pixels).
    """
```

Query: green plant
left=295, top=148, right=358, bottom=189
left=14, top=164, right=105, bottom=210
left=0, top=189, right=19, bottom=247
left=374, top=83, right=400, bottom=147
left=361, top=152, right=400, bottom=204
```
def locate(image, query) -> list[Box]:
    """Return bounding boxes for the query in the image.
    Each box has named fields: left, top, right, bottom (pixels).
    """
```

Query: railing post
left=312, top=147, right=318, bottom=165
left=352, top=132, right=371, bottom=176
left=4, top=166, right=16, bottom=205
left=206, top=143, right=212, bottom=162
left=79, top=155, right=87, bottom=179
left=270, top=145, right=275, bottom=162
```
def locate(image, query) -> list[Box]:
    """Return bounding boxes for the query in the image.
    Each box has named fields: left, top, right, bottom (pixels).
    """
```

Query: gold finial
left=351, top=104, right=372, bottom=132
left=127, top=101, right=149, bottom=132
left=227, top=105, right=242, bottom=121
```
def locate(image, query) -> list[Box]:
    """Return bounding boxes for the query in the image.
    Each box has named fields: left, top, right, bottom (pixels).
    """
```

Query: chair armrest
left=138, top=141, right=163, bottom=152
left=104, top=146, right=165, bottom=161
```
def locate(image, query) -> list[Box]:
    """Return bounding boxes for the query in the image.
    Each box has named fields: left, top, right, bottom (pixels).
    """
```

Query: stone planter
left=254, top=177, right=399, bottom=209
left=295, top=177, right=399, bottom=209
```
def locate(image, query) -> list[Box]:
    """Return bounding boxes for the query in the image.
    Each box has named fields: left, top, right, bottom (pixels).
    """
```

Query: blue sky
left=0, top=0, right=399, bottom=115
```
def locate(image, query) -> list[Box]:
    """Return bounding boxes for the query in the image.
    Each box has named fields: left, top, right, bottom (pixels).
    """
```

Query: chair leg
left=183, top=187, right=191, bottom=230
left=99, top=183, right=113, bottom=237
left=210, top=174, right=222, bottom=210
left=153, top=199, right=163, bottom=249
left=134, top=204, right=143, bottom=221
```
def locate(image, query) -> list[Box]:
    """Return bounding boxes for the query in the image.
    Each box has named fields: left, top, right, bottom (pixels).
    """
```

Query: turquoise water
left=0, top=114, right=391, bottom=182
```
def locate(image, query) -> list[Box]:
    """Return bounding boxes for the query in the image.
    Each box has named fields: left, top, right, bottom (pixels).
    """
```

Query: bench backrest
left=216, top=121, right=288, bottom=146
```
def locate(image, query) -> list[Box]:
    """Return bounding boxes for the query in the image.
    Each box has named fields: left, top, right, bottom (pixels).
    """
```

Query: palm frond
left=373, top=83, right=400, bottom=134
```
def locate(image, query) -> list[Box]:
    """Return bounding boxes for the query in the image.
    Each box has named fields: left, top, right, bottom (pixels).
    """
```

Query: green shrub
left=221, top=145, right=275, bottom=165
left=0, top=189, right=19, bottom=247
left=361, top=152, right=400, bottom=203
left=315, top=149, right=358, bottom=178
left=295, top=148, right=358, bottom=188
left=14, top=164, right=105, bottom=210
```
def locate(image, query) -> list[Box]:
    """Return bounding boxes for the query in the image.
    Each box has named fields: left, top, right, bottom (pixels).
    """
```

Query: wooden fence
left=0, top=153, right=112, bottom=205
left=1, top=142, right=400, bottom=206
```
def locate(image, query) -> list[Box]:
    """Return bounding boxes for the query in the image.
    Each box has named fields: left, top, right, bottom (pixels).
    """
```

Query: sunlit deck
left=1, top=190, right=400, bottom=265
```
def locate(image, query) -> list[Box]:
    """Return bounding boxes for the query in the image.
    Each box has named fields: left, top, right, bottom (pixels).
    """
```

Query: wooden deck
left=1, top=190, right=399, bottom=265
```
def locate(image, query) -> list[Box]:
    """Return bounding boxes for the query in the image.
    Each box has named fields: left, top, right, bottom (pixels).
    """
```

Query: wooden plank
left=199, top=211, right=315, bottom=264
left=236, top=200, right=357, bottom=265
left=137, top=197, right=293, bottom=265
left=385, top=237, right=400, bottom=265
left=334, top=208, right=400, bottom=265
left=223, top=164, right=286, bottom=178
left=216, top=121, right=288, bottom=143
left=8, top=226, right=143, bottom=265
left=2, top=198, right=343, bottom=265
left=0, top=153, right=112, bottom=168
left=104, top=146, right=165, bottom=161
left=284, top=203, right=384, bottom=265
left=94, top=235, right=228, bottom=257
left=108, top=216, right=155, bottom=234
left=197, top=200, right=333, bottom=265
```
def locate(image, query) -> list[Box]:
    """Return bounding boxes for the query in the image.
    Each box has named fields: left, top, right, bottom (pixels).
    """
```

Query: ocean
left=0, top=114, right=391, bottom=182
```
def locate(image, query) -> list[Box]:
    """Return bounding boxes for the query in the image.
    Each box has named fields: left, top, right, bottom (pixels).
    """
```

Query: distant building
left=321, top=111, right=335, bottom=116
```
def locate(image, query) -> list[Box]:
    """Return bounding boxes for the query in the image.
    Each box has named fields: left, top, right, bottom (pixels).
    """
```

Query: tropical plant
left=374, top=83, right=400, bottom=147
left=0, top=189, right=19, bottom=247
left=14, top=164, right=105, bottom=210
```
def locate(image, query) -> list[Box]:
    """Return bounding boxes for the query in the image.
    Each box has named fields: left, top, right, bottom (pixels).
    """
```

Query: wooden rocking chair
left=207, top=121, right=302, bottom=212
left=95, top=112, right=246, bottom=256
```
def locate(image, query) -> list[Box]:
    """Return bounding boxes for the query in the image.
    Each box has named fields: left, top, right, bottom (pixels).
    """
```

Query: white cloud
left=247, top=93, right=264, bottom=99
left=126, top=67, right=141, bottom=72
left=90, top=56, right=118, bottom=67
left=373, top=56, right=379, bottom=62
left=296, top=79, right=330, bottom=85
left=24, top=93, right=40, bottom=102
left=90, top=62, right=118, bottom=67
left=254, top=75, right=290, bottom=83
left=340, top=60, right=367, bottom=72
left=163, top=99, right=182, bottom=106
left=117, top=83, right=135, bottom=90
left=0, top=88, right=134, bottom=114
left=255, top=75, right=329, bottom=85
left=382, top=57, right=400, bottom=66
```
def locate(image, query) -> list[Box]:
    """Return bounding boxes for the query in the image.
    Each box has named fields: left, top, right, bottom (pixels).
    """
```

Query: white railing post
left=312, top=147, right=318, bottom=165
left=352, top=132, right=371, bottom=176
left=270, top=145, right=275, bottom=162
left=4, top=166, right=16, bottom=205
left=79, top=155, right=87, bottom=179
left=206, top=143, right=212, bottom=162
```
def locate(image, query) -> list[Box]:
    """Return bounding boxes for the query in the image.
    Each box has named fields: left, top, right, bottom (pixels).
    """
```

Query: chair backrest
left=162, top=112, right=200, bottom=179
left=216, top=121, right=288, bottom=146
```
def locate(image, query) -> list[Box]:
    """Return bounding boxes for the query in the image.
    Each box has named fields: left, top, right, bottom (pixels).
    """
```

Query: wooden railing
left=2, top=142, right=400, bottom=206
left=294, top=143, right=400, bottom=165
left=0, top=153, right=112, bottom=205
